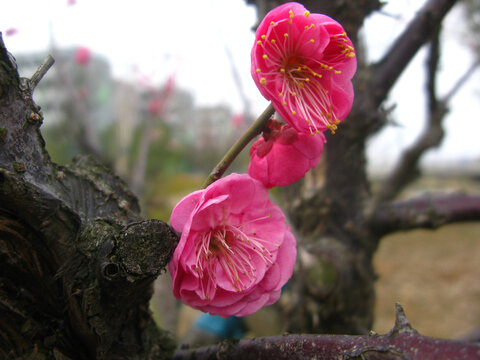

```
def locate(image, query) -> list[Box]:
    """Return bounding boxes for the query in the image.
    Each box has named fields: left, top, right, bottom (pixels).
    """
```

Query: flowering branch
left=202, top=103, right=274, bottom=188
left=173, top=303, right=480, bottom=360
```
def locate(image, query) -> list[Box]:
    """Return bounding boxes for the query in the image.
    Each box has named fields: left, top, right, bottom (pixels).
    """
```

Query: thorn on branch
left=390, top=302, right=417, bottom=336
left=29, top=55, right=54, bottom=91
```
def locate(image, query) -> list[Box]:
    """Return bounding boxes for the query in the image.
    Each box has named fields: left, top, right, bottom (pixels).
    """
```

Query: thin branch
left=202, top=103, right=274, bottom=188
left=370, top=0, right=458, bottom=108
left=173, top=303, right=479, bottom=360
left=370, top=192, right=480, bottom=236
left=376, top=48, right=480, bottom=203
left=443, top=57, right=480, bottom=102
left=376, top=27, right=445, bottom=203
left=29, top=55, right=54, bottom=91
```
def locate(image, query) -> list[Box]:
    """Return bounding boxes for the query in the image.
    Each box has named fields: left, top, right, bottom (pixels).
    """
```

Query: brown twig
left=29, top=55, right=55, bottom=91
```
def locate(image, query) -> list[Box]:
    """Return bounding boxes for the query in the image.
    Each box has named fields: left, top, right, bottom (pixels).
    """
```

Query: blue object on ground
left=195, top=313, right=247, bottom=339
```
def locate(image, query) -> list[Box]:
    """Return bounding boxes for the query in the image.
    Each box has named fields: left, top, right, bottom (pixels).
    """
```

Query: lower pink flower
left=168, top=173, right=296, bottom=317
left=249, top=120, right=325, bottom=188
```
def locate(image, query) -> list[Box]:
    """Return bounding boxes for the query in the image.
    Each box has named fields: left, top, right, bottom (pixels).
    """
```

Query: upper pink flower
left=168, top=173, right=296, bottom=317
left=249, top=119, right=325, bottom=188
left=251, top=2, right=356, bottom=135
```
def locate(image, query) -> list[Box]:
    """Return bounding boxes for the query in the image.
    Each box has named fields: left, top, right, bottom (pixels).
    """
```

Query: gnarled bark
left=0, top=34, right=178, bottom=359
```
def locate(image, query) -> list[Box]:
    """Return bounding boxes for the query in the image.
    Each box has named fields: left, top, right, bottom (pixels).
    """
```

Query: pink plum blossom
left=5, top=28, right=18, bottom=37
left=251, top=2, right=356, bottom=135
left=75, top=46, right=91, bottom=66
left=168, top=173, right=296, bottom=317
left=249, top=119, right=325, bottom=188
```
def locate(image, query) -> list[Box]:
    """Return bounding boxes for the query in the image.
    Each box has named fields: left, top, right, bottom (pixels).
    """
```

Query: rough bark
left=0, top=34, right=178, bottom=359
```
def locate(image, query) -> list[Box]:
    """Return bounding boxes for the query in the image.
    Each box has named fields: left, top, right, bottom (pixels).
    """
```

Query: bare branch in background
left=370, top=193, right=480, bottom=236
left=376, top=27, right=445, bottom=203
left=376, top=34, right=480, bottom=203
left=369, top=0, right=457, bottom=109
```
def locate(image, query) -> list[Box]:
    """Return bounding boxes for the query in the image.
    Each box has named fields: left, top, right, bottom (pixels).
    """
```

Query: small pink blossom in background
left=168, top=173, right=296, bottom=317
left=232, top=113, right=245, bottom=129
left=75, top=46, right=91, bottom=66
left=5, top=28, right=18, bottom=37
left=249, top=119, right=325, bottom=188
left=147, top=75, right=176, bottom=117
left=251, top=2, right=356, bottom=135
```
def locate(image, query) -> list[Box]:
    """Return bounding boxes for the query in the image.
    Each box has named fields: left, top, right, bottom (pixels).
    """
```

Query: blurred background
left=2, top=0, right=479, bottom=344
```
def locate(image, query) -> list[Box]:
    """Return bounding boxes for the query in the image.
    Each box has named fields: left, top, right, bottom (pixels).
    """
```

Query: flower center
left=193, top=216, right=275, bottom=299
left=255, top=8, right=355, bottom=134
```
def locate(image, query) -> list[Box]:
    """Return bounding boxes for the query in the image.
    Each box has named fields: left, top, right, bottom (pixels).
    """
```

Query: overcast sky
left=2, top=0, right=479, bottom=171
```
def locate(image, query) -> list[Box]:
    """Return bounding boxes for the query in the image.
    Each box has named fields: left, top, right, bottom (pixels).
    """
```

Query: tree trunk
left=0, top=35, right=178, bottom=359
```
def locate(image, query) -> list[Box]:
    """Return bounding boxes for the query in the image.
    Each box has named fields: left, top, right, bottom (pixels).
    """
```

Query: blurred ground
left=373, top=222, right=480, bottom=338
left=373, top=173, right=480, bottom=339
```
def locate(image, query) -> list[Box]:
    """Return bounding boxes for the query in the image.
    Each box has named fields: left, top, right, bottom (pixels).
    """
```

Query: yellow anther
left=282, top=101, right=287, bottom=106
left=279, top=93, right=283, bottom=97
left=292, top=110, right=297, bottom=115
left=346, top=52, right=356, bottom=58
left=304, top=10, right=310, bottom=17
left=292, top=92, right=297, bottom=96
left=305, top=78, right=310, bottom=82
left=284, top=33, right=289, bottom=37
left=280, top=68, right=285, bottom=73
left=261, top=34, right=266, bottom=39
left=289, top=10, right=294, bottom=19
left=257, top=40, right=262, bottom=45
left=310, top=39, right=315, bottom=43
left=256, top=68, right=261, bottom=73
left=305, top=25, right=309, bottom=30
left=260, top=77, right=266, bottom=86
left=270, top=21, right=275, bottom=26
left=271, top=39, right=276, bottom=44
left=334, top=70, right=342, bottom=75
left=262, top=54, right=268, bottom=59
